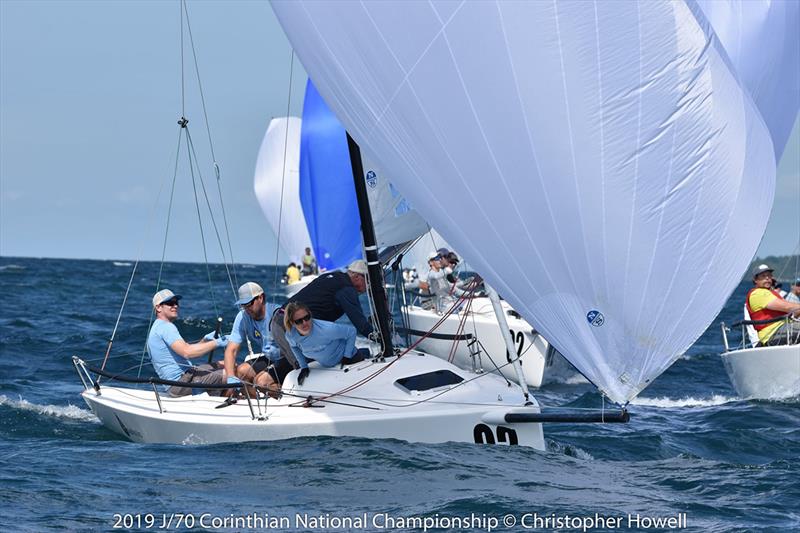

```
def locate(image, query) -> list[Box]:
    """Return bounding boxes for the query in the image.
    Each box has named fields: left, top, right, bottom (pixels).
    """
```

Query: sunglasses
left=242, top=296, right=261, bottom=309
left=161, top=300, right=180, bottom=307
left=293, top=314, right=312, bottom=325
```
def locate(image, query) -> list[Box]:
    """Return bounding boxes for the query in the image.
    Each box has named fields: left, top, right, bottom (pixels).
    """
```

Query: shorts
left=251, top=356, right=294, bottom=384
left=168, top=364, right=225, bottom=397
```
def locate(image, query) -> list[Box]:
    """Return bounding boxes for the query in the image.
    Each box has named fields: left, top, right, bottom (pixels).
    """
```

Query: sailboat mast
left=346, top=132, right=394, bottom=359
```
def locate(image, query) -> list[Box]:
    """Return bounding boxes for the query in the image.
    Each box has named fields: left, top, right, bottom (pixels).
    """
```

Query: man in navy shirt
left=271, top=259, right=373, bottom=366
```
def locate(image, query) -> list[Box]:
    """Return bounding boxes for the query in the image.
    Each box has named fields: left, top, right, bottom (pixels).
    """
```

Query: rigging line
left=215, top=172, right=238, bottom=289
left=185, top=127, right=220, bottom=318
left=180, top=0, right=238, bottom=290
left=320, top=288, right=473, bottom=400
left=101, top=134, right=181, bottom=371
left=179, top=0, right=185, bottom=119
left=186, top=129, right=237, bottom=299
left=181, top=0, right=216, bottom=163
left=138, top=128, right=186, bottom=378
left=272, top=49, right=296, bottom=292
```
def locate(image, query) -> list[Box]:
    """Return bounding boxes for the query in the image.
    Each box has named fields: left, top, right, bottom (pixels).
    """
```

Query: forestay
left=254, top=117, right=311, bottom=265
left=272, top=0, right=776, bottom=403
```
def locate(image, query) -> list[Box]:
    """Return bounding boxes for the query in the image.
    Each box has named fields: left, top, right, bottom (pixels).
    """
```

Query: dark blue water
left=1, top=257, right=797, bottom=532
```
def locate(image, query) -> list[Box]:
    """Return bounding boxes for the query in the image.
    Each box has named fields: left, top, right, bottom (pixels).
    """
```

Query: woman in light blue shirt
left=284, top=302, right=369, bottom=384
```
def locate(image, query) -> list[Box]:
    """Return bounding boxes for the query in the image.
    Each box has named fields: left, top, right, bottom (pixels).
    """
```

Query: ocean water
left=0, top=256, right=797, bottom=532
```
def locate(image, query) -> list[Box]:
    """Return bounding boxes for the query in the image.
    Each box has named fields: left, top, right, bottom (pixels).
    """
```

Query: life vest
left=745, top=288, right=785, bottom=331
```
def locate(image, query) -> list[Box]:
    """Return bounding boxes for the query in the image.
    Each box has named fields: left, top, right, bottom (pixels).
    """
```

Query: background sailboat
left=254, top=116, right=311, bottom=269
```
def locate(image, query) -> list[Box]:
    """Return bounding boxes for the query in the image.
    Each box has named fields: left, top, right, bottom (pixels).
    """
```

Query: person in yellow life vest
left=301, top=247, right=318, bottom=276
left=745, top=264, right=800, bottom=346
left=285, top=262, right=301, bottom=285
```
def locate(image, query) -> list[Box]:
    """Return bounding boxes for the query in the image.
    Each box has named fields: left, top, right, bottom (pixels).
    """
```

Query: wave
left=630, top=394, right=739, bottom=409
left=0, top=394, right=98, bottom=422
left=0, top=264, right=25, bottom=271
left=112, top=261, right=132, bottom=266
left=546, top=440, right=595, bottom=460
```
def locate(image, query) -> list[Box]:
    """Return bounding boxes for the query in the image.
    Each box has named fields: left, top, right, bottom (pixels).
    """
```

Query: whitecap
left=630, top=394, right=738, bottom=409
left=0, top=394, right=99, bottom=422
left=547, top=440, right=595, bottom=460
left=0, top=264, right=25, bottom=271
left=112, top=261, right=132, bottom=267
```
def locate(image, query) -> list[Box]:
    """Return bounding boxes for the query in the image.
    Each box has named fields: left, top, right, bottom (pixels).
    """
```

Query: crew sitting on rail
left=223, top=282, right=290, bottom=398
left=283, top=302, right=370, bottom=386
left=146, top=289, right=229, bottom=397
left=745, top=264, right=800, bottom=346
left=419, top=252, right=472, bottom=313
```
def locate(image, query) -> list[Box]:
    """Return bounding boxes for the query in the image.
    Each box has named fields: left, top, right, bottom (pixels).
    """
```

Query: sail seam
left=430, top=3, right=543, bottom=299
left=361, top=0, right=467, bottom=133
left=494, top=1, right=559, bottom=301
left=621, top=0, right=645, bottom=321
left=552, top=0, right=592, bottom=311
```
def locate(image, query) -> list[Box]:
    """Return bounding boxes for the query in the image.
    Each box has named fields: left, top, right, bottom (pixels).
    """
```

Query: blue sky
left=1, top=1, right=798, bottom=264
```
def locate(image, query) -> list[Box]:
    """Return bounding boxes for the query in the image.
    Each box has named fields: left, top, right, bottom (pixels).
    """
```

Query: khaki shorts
left=168, top=364, right=225, bottom=397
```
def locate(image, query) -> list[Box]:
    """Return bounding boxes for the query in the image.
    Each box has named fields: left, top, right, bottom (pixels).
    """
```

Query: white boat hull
left=720, top=344, right=800, bottom=400
left=80, top=352, right=545, bottom=449
left=403, top=301, right=554, bottom=387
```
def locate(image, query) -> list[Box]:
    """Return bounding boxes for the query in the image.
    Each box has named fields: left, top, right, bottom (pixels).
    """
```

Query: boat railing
left=720, top=313, right=792, bottom=352
left=72, top=356, right=266, bottom=419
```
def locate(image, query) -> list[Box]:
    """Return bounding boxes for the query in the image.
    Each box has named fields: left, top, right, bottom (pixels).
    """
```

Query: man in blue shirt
left=284, top=301, right=369, bottom=385
left=146, top=289, right=228, bottom=397
left=223, top=282, right=290, bottom=396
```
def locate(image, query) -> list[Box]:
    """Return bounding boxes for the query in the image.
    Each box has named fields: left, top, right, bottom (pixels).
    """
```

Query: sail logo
left=366, top=170, right=378, bottom=188
left=587, top=310, right=605, bottom=327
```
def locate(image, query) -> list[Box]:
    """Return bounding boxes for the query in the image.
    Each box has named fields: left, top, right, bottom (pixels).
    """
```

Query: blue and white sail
left=272, top=0, right=777, bottom=404
left=300, top=80, right=362, bottom=271
left=253, top=116, right=311, bottom=264
left=695, top=0, right=799, bottom=160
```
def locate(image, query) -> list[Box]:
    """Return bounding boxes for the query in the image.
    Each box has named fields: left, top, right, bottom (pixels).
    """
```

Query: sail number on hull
left=505, top=329, right=526, bottom=363
left=473, top=424, right=519, bottom=445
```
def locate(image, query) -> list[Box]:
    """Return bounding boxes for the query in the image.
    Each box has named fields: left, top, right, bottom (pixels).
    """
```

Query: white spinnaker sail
left=254, top=117, right=311, bottom=264
left=695, top=0, right=800, bottom=160
left=272, top=0, right=776, bottom=403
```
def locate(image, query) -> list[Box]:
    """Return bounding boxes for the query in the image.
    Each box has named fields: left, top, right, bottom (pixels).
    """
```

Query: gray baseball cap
left=235, top=282, right=264, bottom=306
left=751, top=264, right=774, bottom=278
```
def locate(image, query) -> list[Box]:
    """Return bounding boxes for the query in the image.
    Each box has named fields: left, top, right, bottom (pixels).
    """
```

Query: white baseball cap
left=347, top=259, right=368, bottom=275
left=152, top=289, right=181, bottom=307
left=235, top=282, right=264, bottom=306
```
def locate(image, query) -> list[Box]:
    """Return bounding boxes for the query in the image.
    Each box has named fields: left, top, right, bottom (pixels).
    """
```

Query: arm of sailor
left=286, top=333, right=309, bottom=369
left=327, top=321, right=358, bottom=357
left=222, top=311, right=246, bottom=377
left=169, top=338, right=219, bottom=359
left=223, top=341, right=241, bottom=378
left=344, top=324, right=357, bottom=357
left=335, top=286, right=373, bottom=337
left=764, top=297, right=800, bottom=317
